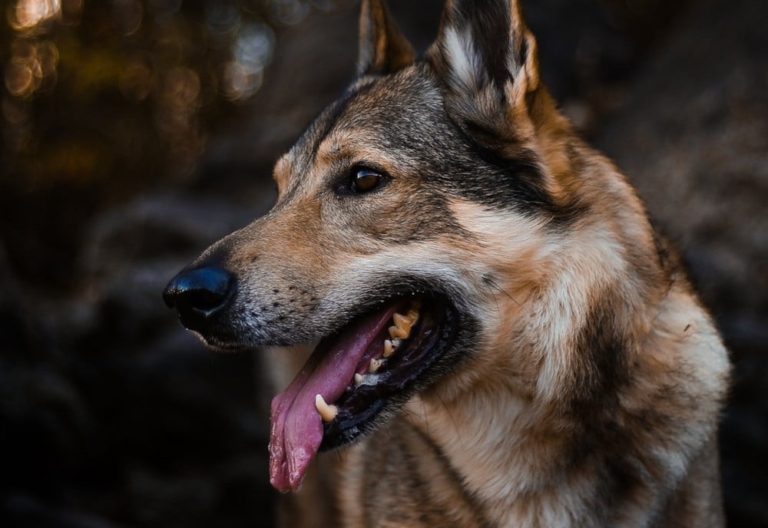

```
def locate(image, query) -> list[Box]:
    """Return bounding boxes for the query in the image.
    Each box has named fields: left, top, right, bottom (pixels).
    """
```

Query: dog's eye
left=351, top=169, right=382, bottom=193
left=334, top=167, right=389, bottom=196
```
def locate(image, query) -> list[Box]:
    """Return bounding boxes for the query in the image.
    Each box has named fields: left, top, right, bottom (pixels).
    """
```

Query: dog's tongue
left=269, top=305, right=399, bottom=492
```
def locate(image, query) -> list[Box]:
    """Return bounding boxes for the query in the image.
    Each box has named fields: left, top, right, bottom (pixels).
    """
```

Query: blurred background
left=0, top=0, right=766, bottom=526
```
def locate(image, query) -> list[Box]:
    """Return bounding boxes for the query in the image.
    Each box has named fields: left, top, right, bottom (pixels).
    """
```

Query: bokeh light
left=113, top=0, right=143, bottom=35
left=268, top=0, right=311, bottom=26
left=118, top=60, right=152, bottom=101
left=206, top=1, right=241, bottom=43
left=4, top=39, right=58, bottom=98
left=224, top=22, right=275, bottom=100
left=10, top=0, right=62, bottom=31
left=0, top=0, right=348, bottom=276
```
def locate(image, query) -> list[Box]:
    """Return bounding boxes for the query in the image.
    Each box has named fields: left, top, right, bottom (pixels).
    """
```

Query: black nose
left=163, top=266, right=234, bottom=332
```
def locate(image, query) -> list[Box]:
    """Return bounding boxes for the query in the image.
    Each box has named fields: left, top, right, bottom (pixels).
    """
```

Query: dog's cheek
left=331, top=188, right=464, bottom=247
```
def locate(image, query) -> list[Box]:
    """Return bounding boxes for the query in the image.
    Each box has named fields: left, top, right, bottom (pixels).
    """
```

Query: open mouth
left=268, top=295, right=458, bottom=492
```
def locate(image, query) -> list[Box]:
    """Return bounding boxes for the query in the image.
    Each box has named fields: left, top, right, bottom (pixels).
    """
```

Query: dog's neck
left=400, top=277, right=725, bottom=527
left=399, top=230, right=658, bottom=524
left=403, top=361, right=582, bottom=525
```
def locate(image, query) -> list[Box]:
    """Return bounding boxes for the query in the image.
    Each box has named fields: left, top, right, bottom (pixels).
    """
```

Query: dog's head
left=164, top=0, right=642, bottom=492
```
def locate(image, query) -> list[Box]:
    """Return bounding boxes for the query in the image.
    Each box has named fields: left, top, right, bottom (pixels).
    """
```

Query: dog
left=163, top=0, right=731, bottom=525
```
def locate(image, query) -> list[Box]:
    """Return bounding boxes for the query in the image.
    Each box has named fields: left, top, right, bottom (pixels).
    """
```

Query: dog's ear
left=357, top=0, right=416, bottom=76
left=429, top=0, right=541, bottom=135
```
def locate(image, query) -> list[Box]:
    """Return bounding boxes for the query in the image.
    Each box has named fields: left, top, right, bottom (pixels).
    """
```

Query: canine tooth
left=389, top=325, right=409, bottom=339
left=393, top=312, right=415, bottom=329
left=315, top=394, right=338, bottom=422
left=354, top=373, right=364, bottom=385
left=383, top=339, right=394, bottom=358
left=369, top=358, right=382, bottom=373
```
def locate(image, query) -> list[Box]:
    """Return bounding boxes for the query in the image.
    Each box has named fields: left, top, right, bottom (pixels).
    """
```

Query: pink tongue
left=268, top=305, right=399, bottom=492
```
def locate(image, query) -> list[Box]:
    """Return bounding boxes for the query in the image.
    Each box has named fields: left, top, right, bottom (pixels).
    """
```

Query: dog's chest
left=334, top=419, right=489, bottom=528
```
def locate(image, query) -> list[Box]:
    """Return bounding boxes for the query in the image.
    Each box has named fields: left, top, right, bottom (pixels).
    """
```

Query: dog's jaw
left=268, top=303, right=402, bottom=491
left=267, top=294, right=461, bottom=492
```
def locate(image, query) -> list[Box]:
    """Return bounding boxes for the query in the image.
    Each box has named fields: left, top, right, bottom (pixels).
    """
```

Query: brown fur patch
left=169, top=0, right=731, bottom=525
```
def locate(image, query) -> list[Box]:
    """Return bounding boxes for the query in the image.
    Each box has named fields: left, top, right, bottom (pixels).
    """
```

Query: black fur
left=447, top=0, right=513, bottom=88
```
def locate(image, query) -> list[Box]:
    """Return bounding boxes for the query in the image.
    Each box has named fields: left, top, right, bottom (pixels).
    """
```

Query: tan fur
left=265, top=151, right=729, bottom=526
left=175, top=1, right=731, bottom=525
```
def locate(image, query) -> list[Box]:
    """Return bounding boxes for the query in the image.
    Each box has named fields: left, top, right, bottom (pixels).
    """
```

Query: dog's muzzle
left=162, top=266, right=235, bottom=333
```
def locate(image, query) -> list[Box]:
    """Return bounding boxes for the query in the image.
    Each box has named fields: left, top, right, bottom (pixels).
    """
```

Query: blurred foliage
left=0, top=0, right=346, bottom=291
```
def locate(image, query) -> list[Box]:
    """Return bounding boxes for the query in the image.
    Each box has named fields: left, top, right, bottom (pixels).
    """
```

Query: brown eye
left=334, top=167, right=389, bottom=196
left=351, top=169, right=382, bottom=193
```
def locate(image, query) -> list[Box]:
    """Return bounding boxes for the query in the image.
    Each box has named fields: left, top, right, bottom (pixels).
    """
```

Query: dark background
left=1, top=0, right=766, bottom=526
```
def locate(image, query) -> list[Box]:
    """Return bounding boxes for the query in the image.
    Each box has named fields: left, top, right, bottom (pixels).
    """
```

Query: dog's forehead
left=285, top=66, right=446, bottom=176
left=338, top=72, right=444, bottom=136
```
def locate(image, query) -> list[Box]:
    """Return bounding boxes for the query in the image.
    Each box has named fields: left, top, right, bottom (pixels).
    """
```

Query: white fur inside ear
left=444, top=26, right=483, bottom=91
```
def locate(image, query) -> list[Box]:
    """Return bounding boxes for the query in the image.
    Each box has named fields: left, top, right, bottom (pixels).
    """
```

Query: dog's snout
left=163, top=266, right=235, bottom=331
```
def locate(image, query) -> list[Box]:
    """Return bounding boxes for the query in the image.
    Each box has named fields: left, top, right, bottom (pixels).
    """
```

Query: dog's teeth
left=354, top=373, right=364, bottom=385
left=387, top=303, right=422, bottom=340
left=391, top=310, right=419, bottom=339
left=369, top=358, right=382, bottom=373
left=394, top=312, right=414, bottom=328
left=315, top=394, right=338, bottom=422
left=389, top=325, right=409, bottom=339
left=383, top=339, right=394, bottom=358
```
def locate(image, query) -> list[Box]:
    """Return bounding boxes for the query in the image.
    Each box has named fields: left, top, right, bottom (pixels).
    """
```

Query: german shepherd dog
left=163, top=0, right=731, bottom=525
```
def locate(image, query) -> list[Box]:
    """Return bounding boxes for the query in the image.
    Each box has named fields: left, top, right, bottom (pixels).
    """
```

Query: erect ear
left=357, top=0, right=416, bottom=76
left=429, top=0, right=541, bottom=134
